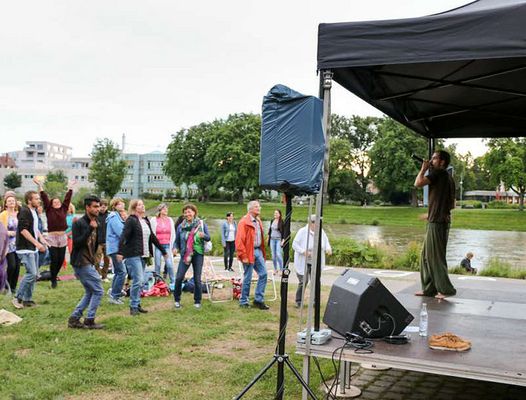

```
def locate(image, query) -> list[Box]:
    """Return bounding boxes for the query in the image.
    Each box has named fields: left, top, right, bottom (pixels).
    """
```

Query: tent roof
left=317, top=0, right=526, bottom=138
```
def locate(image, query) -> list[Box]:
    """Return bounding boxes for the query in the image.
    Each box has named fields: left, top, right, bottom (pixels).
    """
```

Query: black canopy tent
left=297, top=1, right=526, bottom=395
left=317, top=0, right=526, bottom=139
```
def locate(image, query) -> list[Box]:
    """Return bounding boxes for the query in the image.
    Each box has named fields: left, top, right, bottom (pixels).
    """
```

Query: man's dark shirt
left=427, top=168, right=456, bottom=223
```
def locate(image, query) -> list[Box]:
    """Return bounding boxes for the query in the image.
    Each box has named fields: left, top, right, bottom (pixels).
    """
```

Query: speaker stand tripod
left=234, top=195, right=318, bottom=400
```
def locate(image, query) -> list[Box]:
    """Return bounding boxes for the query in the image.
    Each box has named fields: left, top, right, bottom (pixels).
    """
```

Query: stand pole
left=235, top=194, right=318, bottom=400
left=302, top=69, right=333, bottom=400
left=276, top=194, right=293, bottom=398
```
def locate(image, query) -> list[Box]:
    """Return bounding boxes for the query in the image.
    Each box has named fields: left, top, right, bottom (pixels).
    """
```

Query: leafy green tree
left=205, top=113, right=261, bottom=204
left=470, top=156, right=494, bottom=191
left=88, top=138, right=127, bottom=198
left=328, top=138, right=360, bottom=203
left=44, top=170, right=67, bottom=197
left=3, top=171, right=21, bottom=190
left=164, top=121, right=220, bottom=202
left=369, top=118, right=428, bottom=205
left=484, top=138, right=526, bottom=211
left=331, top=115, right=379, bottom=204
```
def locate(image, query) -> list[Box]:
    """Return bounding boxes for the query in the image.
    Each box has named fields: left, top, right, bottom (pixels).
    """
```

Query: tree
left=88, top=138, right=127, bottom=199
left=369, top=118, right=428, bottom=205
left=331, top=115, right=380, bottom=204
left=205, top=113, right=261, bottom=204
left=328, top=138, right=360, bottom=203
left=3, top=171, right=21, bottom=190
left=484, top=138, right=526, bottom=211
left=44, top=170, right=68, bottom=197
left=164, top=121, right=220, bottom=202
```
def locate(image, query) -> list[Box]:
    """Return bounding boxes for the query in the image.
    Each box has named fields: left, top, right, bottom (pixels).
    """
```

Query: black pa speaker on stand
left=235, top=85, right=324, bottom=400
left=324, top=269, right=414, bottom=338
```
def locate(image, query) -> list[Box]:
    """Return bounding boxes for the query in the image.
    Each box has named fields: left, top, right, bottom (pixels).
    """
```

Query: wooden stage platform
left=297, top=275, right=526, bottom=387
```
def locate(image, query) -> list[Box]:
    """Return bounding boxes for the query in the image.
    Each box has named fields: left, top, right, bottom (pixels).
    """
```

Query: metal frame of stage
left=297, top=276, right=526, bottom=388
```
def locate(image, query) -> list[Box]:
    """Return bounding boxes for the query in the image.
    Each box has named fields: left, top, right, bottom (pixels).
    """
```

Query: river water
left=210, top=220, right=526, bottom=270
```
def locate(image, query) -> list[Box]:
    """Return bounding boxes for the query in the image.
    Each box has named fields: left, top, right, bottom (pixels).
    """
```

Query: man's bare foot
left=435, top=293, right=448, bottom=299
left=415, top=291, right=425, bottom=296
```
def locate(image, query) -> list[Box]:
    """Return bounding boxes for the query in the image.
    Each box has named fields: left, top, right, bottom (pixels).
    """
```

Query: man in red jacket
left=235, top=200, right=269, bottom=310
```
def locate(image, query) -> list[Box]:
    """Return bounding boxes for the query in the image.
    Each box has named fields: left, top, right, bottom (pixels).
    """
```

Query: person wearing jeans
left=13, top=190, right=48, bottom=309
left=125, top=256, right=146, bottom=310
left=173, top=203, right=210, bottom=309
left=117, top=199, right=167, bottom=316
left=235, top=200, right=269, bottom=310
left=268, top=209, right=284, bottom=274
left=150, top=204, right=176, bottom=289
left=241, top=248, right=267, bottom=306
left=68, top=195, right=105, bottom=329
left=106, top=198, right=127, bottom=304
left=15, top=253, right=39, bottom=304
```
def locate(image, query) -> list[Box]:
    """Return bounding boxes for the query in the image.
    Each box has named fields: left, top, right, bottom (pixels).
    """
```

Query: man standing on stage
left=235, top=200, right=269, bottom=310
left=414, top=150, right=457, bottom=299
left=67, top=195, right=105, bottom=329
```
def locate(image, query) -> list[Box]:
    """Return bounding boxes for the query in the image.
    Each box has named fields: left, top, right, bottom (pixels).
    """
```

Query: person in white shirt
left=292, top=215, right=331, bottom=308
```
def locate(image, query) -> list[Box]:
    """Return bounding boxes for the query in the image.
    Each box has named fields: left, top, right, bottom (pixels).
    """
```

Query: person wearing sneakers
left=106, top=198, right=128, bottom=305
left=67, top=195, right=105, bottom=329
left=173, top=203, right=210, bottom=310
left=414, top=150, right=457, bottom=300
left=12, top=191, right=49, bottom=310
left=117, top=199, right=167, bottom=316
left=235, top=200, right=269, bottom=310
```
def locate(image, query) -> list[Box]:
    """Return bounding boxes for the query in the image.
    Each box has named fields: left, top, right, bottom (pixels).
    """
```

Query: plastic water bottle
left=419, top=303, right=428, bottom=337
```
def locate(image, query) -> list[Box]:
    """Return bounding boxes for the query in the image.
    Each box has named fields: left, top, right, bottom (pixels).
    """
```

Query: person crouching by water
left=173, top=203, right=210, bottom=310
left=67, top=195, right=105, bottom=329
left=117, top=199, right=168, bottom=316
left=460, top=252, right=477, bottom=274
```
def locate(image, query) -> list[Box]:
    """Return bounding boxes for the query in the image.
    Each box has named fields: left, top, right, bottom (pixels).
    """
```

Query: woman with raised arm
left=34, top=177, right=76, bottom=288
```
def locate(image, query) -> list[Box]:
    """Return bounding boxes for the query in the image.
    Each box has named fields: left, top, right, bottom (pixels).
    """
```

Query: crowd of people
left=0, top=181, right=333, bottom=330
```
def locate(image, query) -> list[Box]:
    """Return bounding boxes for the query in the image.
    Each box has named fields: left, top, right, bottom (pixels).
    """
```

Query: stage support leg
left=322, top=362, right=361, bottom=399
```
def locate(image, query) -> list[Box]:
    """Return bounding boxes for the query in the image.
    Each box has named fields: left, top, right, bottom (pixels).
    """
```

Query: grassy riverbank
left=148, top=201, right=526, bottom=232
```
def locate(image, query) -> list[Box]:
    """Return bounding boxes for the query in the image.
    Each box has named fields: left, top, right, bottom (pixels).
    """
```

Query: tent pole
left=302, top=69, right=333, bottom=400
left=428, top=138, right=435, bottom=159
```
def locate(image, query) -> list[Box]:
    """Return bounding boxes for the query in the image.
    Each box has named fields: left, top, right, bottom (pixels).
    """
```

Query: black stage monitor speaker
left=323, top=269, right=414, bottom=338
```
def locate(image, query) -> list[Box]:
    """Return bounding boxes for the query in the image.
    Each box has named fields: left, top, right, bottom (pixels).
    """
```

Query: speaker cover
left=259, top=84, right=325, bottom=195
left=323, top=269, right=414, bottom=338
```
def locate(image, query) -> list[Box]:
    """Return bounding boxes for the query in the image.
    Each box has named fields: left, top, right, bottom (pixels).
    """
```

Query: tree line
left=4, top=115, right=524, bottom=210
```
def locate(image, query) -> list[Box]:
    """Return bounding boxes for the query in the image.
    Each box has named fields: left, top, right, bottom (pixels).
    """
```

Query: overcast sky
left=1, top=0, right=484, bottom=157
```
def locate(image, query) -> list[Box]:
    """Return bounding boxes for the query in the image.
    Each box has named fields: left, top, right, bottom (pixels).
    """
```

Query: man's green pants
left=420, top=222, right=456, bottom=296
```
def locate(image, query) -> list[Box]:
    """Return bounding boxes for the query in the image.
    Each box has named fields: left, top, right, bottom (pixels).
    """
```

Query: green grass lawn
left=0, top=276, right=334, bottom=399
left=154, top=201, right=526, bottom=232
